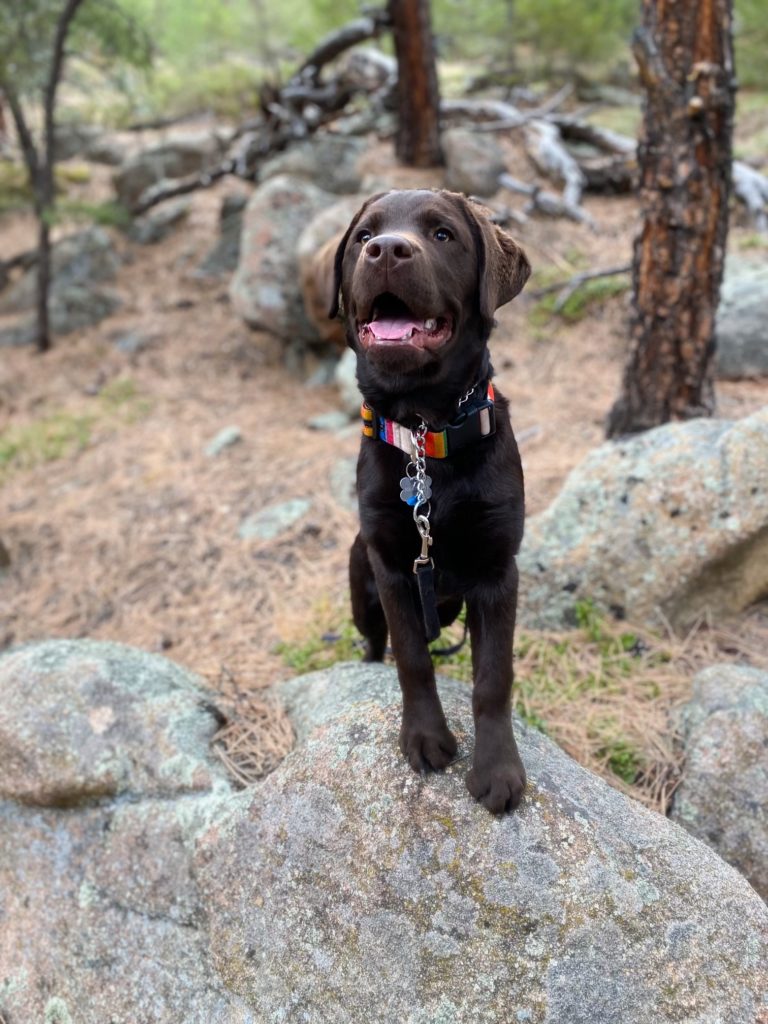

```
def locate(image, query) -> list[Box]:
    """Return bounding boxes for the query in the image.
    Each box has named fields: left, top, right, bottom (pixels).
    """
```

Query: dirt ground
left=1, top=132, right=767, bottom=804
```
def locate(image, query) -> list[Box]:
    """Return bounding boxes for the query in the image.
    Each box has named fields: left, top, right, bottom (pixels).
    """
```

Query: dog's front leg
left=465, top=565, right=527, bottom=813
left=367, top=548, right=457, bottom=772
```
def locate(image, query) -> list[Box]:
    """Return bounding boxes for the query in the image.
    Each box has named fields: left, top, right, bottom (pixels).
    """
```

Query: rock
left=0, top=640, right=223, bottom=806
left=670, top=663, right=768, bottom=900
left=84, top=134, right=127, bottom=167
left=1, top=645, right=766, bottom=1023
left=204, top=426, right=243, bottom=457
left=230, top=174, right=334, bottom=343
left=0, top=640, right=235, bottom=1023
left=128, top=197, right=191, bottom=245
left=442, top=127, right=507, bottom=197
left=335, top=346, right=362, bottom=416
left=258, top=135, right=365, bottom=195
left=113, top=131, right=223, bottom=208
left=0, top=286, right=122, bottom=344
left=308, top=411, right=352, bottom=431
left=518, top=406, right=768, bottom=631
left=54, top=121, right=102, bottom=161
left=0, top=538, right=9, bottom=569
left=197, top=192, right=249, bottom=277
left=329, top=455, right=357, bottom=511
left=238, top=497, right=312, bottom=541
left=197, top=663, right=768, bottom=1023
left=110, top=328, right=156, bottom=354
left=0, top=227, right=120, bottom=316
left=298, top=195, right=365, bottom=348
left=715, top=258, right=768, bottom=379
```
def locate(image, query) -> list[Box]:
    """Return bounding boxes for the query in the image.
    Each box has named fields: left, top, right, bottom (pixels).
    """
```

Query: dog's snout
left=364, top=234, right=415, bottom=264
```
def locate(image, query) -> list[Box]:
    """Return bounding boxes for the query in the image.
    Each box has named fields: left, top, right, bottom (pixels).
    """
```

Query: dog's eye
left=434, top=227, right=453, bottom=242
left=357, top=229, right=372, bottom=244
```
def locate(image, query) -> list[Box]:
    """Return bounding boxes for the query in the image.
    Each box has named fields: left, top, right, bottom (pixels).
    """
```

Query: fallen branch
left=733, top=160, right=768, bottom=232
left=524, top=119, right=586, bottom=208
left=498, top=172, right=596, bottom=228
left=530, top=263, right=632, bottom=312
left=296, top=9, right=390, bottom=82
left=133, top=160, right=236, bottom=215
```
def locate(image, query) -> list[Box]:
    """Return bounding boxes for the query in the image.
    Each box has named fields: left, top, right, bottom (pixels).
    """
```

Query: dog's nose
left=364, top=234, right=415, bottom=263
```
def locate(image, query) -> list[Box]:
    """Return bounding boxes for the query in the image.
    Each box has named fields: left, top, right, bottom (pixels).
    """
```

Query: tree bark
left=388, top=0, right=443, bottom=167
left=606, top=0, right=736, bottom=438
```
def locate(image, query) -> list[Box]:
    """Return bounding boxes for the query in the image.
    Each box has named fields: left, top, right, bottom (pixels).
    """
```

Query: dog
left=330, top=189, right=531, bottom=813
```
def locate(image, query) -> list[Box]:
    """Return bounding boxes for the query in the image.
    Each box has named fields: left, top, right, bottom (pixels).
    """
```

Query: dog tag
left=399, top=475, right=432, bottom=507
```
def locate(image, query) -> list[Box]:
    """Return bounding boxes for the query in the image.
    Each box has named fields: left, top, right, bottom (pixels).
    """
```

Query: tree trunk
left=388, top=0, right=443, bottom=167
left=606, top=0, right=735, bottom=438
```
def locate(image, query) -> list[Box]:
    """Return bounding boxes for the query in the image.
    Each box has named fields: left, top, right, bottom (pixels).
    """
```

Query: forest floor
left=1, top=123, right=767, bottom=808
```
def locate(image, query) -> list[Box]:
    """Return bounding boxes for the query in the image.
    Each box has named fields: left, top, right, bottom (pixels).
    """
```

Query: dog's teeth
left=425, top=318, right=437, bottom=331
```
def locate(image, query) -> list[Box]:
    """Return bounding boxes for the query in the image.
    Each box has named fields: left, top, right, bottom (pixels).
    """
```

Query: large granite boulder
left=670, top=663, right=768, bottom=901
left=715, top=258, right=768, bottom=379
left=229, top=174, right=334, bottom=344
left=518, top=406, right=768, bottom=631
left=113, top=131, right=224, bottom=208
left=2, top=644, right=766, bottom=1023
left=199, top=662, right=767, bottom=1023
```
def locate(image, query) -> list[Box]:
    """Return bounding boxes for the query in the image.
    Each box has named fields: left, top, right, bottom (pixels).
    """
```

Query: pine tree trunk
left=389, top=0, right=443, bottom=167
left=606, top=0, right=735, bottom=438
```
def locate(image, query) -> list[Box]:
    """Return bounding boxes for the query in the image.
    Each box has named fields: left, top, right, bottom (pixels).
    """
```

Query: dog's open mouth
left=358, top=294, right=453, bottom=351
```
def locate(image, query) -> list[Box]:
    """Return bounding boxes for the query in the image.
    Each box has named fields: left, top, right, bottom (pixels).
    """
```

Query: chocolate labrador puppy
left=330, top=189, right=531, bottom=813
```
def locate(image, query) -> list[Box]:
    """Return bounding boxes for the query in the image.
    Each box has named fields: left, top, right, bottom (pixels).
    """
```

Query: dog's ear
left=328, top=193, right=387, bottom=319
left=462, top=198, right=531, bottom=321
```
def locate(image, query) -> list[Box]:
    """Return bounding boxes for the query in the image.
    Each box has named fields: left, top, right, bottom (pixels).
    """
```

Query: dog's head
left=329, top=189, right=530, bottom=380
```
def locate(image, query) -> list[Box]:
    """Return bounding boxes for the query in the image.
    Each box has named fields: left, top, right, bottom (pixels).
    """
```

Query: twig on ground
left=530, top=263, right=632, bottom=311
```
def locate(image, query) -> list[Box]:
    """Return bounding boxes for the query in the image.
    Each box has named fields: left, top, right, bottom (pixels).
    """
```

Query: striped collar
left=361, top=381, right=496, bottom=459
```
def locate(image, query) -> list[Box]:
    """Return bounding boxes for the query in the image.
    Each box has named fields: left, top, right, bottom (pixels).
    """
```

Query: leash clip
left=413, top=526, right=433, bottom=572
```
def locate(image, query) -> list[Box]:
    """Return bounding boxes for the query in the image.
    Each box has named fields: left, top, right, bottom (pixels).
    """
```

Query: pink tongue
left=368, top=317, right=424, bottom=340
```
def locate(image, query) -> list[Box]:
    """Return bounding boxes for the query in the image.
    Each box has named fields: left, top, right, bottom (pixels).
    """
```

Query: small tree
left=388, top=0, right=443, bottom=167
left=606, top=0, right=736, bottom=437
left=0, top=0, right=149, bottom=353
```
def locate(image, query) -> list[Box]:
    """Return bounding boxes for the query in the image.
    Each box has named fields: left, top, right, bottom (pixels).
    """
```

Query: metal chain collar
left=410, top=421, right=433, bottom=570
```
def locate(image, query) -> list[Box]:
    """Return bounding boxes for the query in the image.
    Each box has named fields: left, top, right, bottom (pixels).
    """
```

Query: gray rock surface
left=1, top=645, right=766, bottom=1023
left=128, top=197, right=191, bottom=245
left=0, top=227, right=120, bottom=316
left=0, top=640, right=239, bottom=1024
left=238, top=498, right=312, bottom=541
left=198, top=662, right=768, bottom=1023
left=230, top=174, right=334, bottom=343
left=258, top=135, right=365, bottom=195
left=335, top=346, right=362, bottom=416
left=518, top=406, right=768, bottom=631
left=670, top=663, right=768, bottom=900
left=205, top=425, right=243, bottom=457
left=113, top=131, right=223, bottom=208
left=197, top=192, right=248, bottom=277
left=442, top=127, right=507, bottom=197
left=715, top=258, right=768, bottom=379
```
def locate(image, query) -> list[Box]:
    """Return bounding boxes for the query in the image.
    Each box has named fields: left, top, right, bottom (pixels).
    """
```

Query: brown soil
left=1, top=134, right=767, bottom=810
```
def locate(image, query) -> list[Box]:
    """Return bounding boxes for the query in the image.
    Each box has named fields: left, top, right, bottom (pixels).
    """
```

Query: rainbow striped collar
left=361, top=381, right=496, bottom=459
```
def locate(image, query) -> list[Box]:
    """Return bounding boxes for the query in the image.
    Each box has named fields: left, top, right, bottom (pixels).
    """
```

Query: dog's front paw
left=399, top=712, right=458, bottom=773
left=467, top=742, right=526, bottom=814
